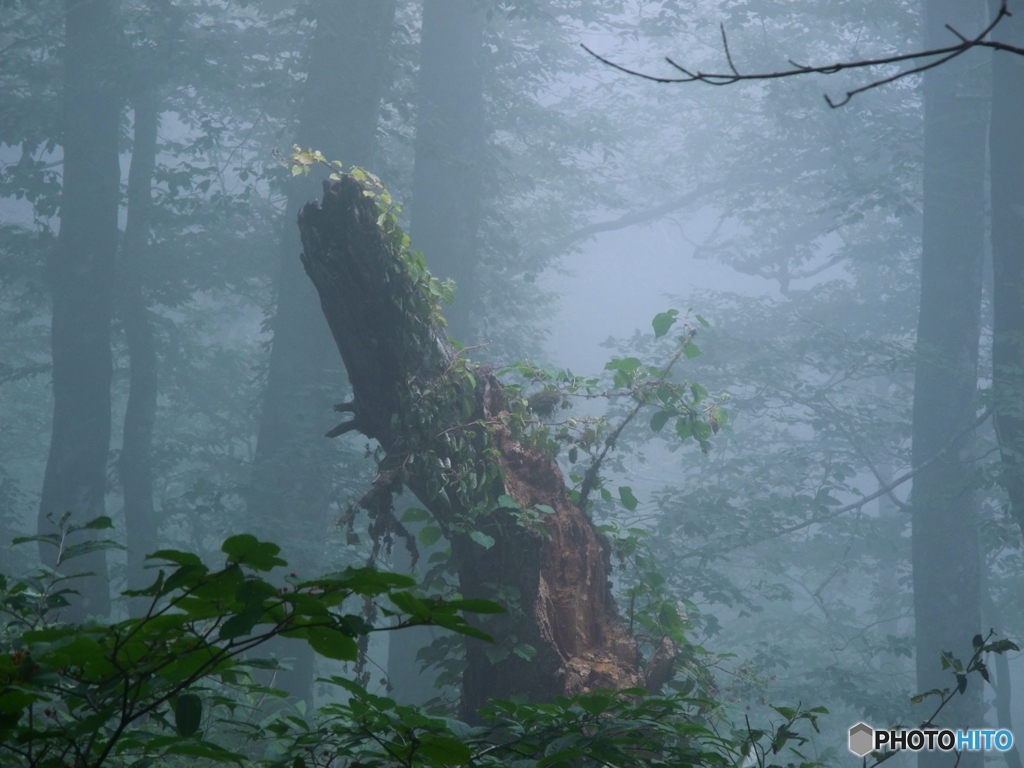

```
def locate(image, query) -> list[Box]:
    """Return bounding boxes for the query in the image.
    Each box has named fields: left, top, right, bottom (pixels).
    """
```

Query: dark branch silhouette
left=535, top=182, right=723, bottom=259
left=582, top=0, right=1022, bottom=107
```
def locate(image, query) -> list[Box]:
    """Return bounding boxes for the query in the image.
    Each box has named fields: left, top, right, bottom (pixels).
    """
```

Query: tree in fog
left=248, top=0, right=397, bottom=702
left=990, top=0, right=1024, bottom=541
left=385, top=0, right=487, bottom=707
left=910, top=2, right=987, bottom=760
left=37, top=0, right=123, bottom=620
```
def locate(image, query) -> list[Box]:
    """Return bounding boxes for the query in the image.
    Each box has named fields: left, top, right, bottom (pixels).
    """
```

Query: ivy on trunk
left=298, top=176, right=642, bottom=716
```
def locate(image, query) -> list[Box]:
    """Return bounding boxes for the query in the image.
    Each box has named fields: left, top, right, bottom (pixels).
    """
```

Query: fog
left=1, top=1, right=1021, bottom=766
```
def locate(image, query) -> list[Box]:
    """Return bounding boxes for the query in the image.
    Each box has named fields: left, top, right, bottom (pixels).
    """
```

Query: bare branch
left=682, top=406, right=992, bottom=562
left=536, top=182, right=724, bottom=260
left=582, top=0, right=1022, bottom=108
left=720, top=24, right=740, bottom=76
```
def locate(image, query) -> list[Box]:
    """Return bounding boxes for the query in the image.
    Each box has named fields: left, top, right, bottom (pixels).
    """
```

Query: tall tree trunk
left=408, top=0, right=486, bottom=338
left=249, top=0, right=396, bottom=702
left=989, top=0, right=1024, bottom=539
left=298, top=177, right=641, bottom=720
left=388, top=0, right=488, bottom=706
left=38, top=0, right=122, bottom=620
left=119, top=80, right=160, bottom=618
left=911, top=1, right=987, bottom=763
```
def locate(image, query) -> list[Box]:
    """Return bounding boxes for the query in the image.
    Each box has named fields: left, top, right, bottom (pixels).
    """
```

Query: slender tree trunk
left=911, top=1, right=987, bottom=764
left=298, top=177, right=641, bottom=720
left=388, top=0, right=488, bottom=706
left=989, top=0, right=1024, bottom=539
left=38, top=0, right=122, bottom=620
left=249, top=0, right=396, bottom=702
left=408, top=0, right=486, bottom=338
left=986, top=7, right=1024, bottom=755
left=119, top=80, right=160, bottom=617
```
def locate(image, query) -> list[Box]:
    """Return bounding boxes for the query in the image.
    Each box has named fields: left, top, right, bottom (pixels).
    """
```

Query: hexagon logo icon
left=849, top=722, right=874, bottom=757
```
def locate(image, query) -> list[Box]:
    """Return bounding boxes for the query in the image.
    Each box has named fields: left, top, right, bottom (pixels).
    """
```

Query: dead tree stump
left=298, top=176, right=641, bottom=716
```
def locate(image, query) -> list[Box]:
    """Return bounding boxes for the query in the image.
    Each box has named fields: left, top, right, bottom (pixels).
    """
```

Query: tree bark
left=989, top=0, right=1024, bottom=539
left=911, top=1, right=986, bottom=764
left=389, top=0, right=488, bottom=706
left=119, top=78, right=159, bottom=618
left=298, top=177, right=640, bottom=718
left=38, top=0, right=122, bottom=620
left=249, top=0, right=396, bottom=702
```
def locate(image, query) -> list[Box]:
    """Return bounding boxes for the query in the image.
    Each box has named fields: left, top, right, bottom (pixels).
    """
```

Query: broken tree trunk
left=298, top=176, right=642, bottom=716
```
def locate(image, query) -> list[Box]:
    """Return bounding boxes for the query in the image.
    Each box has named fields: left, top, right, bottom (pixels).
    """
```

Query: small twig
left=721, top=24, right=739, bottom=76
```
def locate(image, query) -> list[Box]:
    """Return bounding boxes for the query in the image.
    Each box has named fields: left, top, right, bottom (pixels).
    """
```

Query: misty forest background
left=1, top=0, right=1023, bottom=765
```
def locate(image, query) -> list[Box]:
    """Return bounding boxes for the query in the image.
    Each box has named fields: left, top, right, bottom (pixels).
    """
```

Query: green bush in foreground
left=6, top=516, right=999, bottom=768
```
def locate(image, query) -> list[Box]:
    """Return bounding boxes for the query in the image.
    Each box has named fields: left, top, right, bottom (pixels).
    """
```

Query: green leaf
left=469, top=531, right=495, bottom=549
left=683, top=342, right=702, bottom=359
left=650, top=410, right=670, bottom=433
left=418, top=735, right=471, bottom=764
left=400, top=507, right=431, bottom=523
left=221, top=535, right=286, bottom=572
left=305, top=627, right=358, bottom=661
left=164, top=563, right=208, bottom=594
left=695, top=314, right=710, bottom=328
left=418, top=526, right=443, bottom=546
left=605, top=356, right=642, bottom=374
left=218, top=603, right=264, bottom=640
left=149, top=549, right=203, bottom=567
left=513, top=643, right=537, bottom=661
left=652, top=310, right=679, bottom=338
left=618, top=486, right=639, bottom=511
left=675, top=418, right=692, bottom=440
left=61, top=539, right=125, bottom=563
left=984, top=639, right=1020, bottom=654
left=12, top=533, right=59, bottom=547
left=448, top=598, right=505, bottom=614
left=485, top=646, right=510, bottom=663
left=579, top=693, right=615, bottom=715
left=496, top=495, right=520, bottom=509
left=70, top=515, right=114, bottom=532
left=175, top=693, right=203, bottom=737
left=0, top=689, right=33, bottom=715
